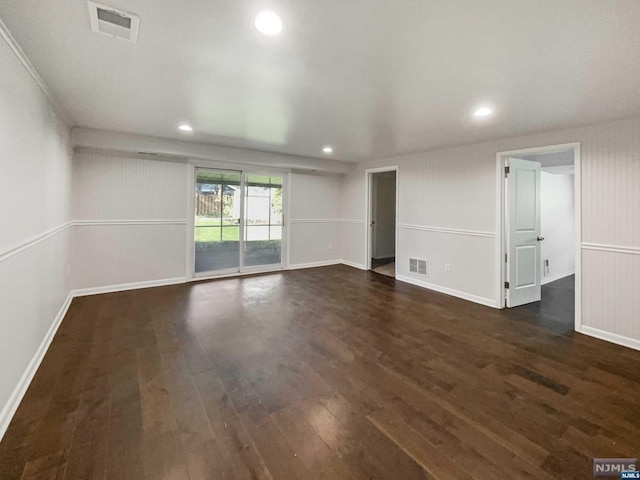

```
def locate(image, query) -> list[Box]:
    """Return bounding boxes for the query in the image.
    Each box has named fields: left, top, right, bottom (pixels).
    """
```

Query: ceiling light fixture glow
left=178, top=124, right=193, bottom=132
left=254, top=10, right=283, bottom=36
left=322, top=146, right=333, bottom=154
left=474, top=107, right=493, bottom=117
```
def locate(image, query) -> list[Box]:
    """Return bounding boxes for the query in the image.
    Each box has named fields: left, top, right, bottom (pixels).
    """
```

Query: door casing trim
left=365, top=166, right=399, bottom=272
left=495, top=142, right=581, bottom=332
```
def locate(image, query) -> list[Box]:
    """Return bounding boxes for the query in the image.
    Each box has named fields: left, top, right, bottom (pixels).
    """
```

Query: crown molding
left=0, top=17, right=72, bottom=126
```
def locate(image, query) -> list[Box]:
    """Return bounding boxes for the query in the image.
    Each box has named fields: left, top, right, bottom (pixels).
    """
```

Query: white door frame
left=365, top=166, right=399, bottom=272
left=185, top=160, right=290, bottom=282
left=495, top=142, right=582, bottom=331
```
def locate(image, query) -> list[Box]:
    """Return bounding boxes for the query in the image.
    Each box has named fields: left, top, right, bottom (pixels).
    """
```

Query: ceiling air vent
left=88, top=1, right=139, bottom=43
left=409, top=258, right=428, bottom=276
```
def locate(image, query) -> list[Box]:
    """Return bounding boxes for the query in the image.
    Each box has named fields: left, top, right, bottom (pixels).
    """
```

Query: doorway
left=193, top=168, right=285, bottom=276
left=497, top=143, right=581, bottom=330
left=366, top=167, right=398, bottom=278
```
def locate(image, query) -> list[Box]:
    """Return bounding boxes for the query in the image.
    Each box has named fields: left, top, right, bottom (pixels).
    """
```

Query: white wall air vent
left=88, top=1, right=139, bottom=43
left=409, top=258, right=428, bottom=276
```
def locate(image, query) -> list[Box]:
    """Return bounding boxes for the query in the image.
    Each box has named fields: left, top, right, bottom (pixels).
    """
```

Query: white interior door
left=506, top=157, right=542, bottom=307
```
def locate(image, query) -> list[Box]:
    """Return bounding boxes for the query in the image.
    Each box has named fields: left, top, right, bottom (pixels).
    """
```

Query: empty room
left=1, top=1, right=640, bottom=479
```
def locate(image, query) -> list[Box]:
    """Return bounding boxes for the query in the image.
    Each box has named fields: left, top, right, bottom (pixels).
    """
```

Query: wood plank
left=1, top=266, right=639, bottom=479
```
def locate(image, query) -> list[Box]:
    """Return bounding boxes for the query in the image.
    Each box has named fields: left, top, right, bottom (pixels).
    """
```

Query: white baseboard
left=289, top=260, right=342, bottom=270
left=396, top=274, right=498, bottom=308
left=541, top=271, right=575, bottom=285
left=0, top=292, right=73, bottom=441
left=72, top=277, right=186, bottom=297
left=340, top=259, right=367, bottom=270
left=578, top=326, right=640, bottom=352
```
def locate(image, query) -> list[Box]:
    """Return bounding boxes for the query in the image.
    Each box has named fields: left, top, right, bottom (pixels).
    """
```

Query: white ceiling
left=515, top=150, right=575, bottom=167
left=2, top=0, right=640, bottom=162
left=542, top=165, right=575, bottom=175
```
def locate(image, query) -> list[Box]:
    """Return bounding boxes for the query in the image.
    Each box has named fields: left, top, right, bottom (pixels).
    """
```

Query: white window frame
left=185, top=159, right=290, bottom=281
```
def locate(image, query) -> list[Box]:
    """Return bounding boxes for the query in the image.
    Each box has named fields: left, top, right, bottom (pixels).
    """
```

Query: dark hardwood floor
left=2, top=266, right=640, bottom=479
left=508, top=274, right=576, bottom=334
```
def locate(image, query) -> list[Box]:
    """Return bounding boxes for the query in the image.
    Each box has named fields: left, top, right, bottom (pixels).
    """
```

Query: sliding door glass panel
left=194, top=169, right=242, bottom=273
left=243, top=174, right=283, bottom=267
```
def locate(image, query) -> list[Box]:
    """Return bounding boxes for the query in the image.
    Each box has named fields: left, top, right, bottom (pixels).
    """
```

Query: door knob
left=537, top=236, right=545, bottom=241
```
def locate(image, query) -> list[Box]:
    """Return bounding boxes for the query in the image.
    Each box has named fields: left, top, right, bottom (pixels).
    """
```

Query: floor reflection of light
left=308, top=401, right=341, bottom=449
left=239, top=274, right=285, bottom=304
left=178, top=274, right=287, bottom=338
left=182, top=283, right=239, bottom=337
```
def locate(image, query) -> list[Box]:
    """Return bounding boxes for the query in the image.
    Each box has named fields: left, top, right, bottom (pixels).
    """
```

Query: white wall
left=540, top=171, right=575, bottom=284
left=72, top=152, right=188, bottom=291
left=71, top=153, right=344, bottom=290
left=341, top=116, right=640, bottom=347
left=289, top=173, right=342, bottom=267
left=372, top=172, right=396, bottom=259
left=0, top=33, right=72, bottom=435
left=340, top=171, right=367, bottom=267
left=342, top=142, right=497, bottom=304
left=73, top=128, right=353, bottom=175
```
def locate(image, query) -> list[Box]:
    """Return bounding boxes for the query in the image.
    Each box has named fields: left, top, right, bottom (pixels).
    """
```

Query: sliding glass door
left=244, top=174, right=283, bottom=267
left=194, top=168, right=284, bottom=275
left=194, top=169, right=242, bottom=274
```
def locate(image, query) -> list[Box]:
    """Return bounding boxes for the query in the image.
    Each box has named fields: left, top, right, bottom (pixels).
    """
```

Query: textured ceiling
left=2, top=0, right=640, bottom=162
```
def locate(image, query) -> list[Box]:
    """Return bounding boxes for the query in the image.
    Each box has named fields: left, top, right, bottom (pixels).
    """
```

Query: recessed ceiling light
left=178, top=124, right=193, bottom=132
left=322, top=146, right=333, bottom=154
left=254, top=10, right=283, bottom=36
left=474, top=107, right=493, bottom=117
